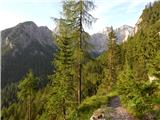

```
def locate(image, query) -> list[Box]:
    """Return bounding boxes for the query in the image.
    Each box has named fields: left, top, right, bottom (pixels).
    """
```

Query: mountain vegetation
left=1, top=0, right=160, bottom=120
left=1, top=21, right=56, bottom=88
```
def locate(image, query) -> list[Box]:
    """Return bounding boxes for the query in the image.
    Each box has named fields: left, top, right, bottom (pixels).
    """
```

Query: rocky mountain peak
left=16, top=21, right=38, bottom=35
left=115, top=25, right=134, bottom=42
left=18, top=21, right=37, bottom=28
left=89, top=25, right=134, bottom=56
left=116, top=25, right=133, bottom=31
left=1, top=21, right=54, bottom=50
left=1, top=21, right=56, bottom=87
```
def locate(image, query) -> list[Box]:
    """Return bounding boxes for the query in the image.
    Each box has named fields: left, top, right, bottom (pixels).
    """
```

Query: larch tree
left=62, top=0, right=96, bottom=104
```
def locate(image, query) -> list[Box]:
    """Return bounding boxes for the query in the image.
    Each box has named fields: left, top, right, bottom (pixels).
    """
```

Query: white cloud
left=86, top=0, right=156, bottom=34
left=127, top=0, right=155, bottom=13
left=87, top=0, right=129, bottom=34
left=0, top=0, right=61, bottom=3
left=0, top=11, right=27, bottom=30
left=0, top=10, right=56, bottom=31
left=0, top=0, right=157, bottom=33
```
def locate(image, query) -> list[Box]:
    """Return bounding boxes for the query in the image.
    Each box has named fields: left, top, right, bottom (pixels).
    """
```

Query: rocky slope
left=1, top=21, right=56, bottom=87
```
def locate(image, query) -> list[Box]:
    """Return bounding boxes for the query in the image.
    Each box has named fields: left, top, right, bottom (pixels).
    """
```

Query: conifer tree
left=46, top=19, right=76, bottom=120
left=62, top=0, right=96, bottom=104
left=17, top=70, right=38, bottom=120
left=107, top=27, right=118, bottom=87
left=148, top=51, right=160, bottom=80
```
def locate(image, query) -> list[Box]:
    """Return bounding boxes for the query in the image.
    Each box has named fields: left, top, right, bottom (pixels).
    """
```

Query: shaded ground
left=108, top=96, right=121, bottom=108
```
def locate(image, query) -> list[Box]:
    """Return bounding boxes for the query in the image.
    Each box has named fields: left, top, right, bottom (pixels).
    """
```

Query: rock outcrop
left=134, top=17, right=143, bottom=34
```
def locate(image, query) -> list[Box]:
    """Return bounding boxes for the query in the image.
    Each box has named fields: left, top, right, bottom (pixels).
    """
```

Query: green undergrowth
left=68, top=91, right=118, bottom=120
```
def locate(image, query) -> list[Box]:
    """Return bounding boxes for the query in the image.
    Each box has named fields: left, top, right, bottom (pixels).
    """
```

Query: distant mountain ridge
left=1, top=22, right=134, bottom=87
left=88, top=25, right=134, bottom=56
left=1, top=21, right=54, bottom=50
left=1, top=21, right=56, bottom=87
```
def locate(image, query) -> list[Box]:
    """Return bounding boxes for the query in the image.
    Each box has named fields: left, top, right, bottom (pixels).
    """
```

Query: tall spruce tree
left=107, top=27, right=118, bottom=87
left=46, top=19, right=76, bottom=119
left=62, top=0, right=96, bottom=104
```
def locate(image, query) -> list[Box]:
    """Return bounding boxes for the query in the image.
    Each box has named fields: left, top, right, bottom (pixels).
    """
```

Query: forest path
left=107, top=96, right=135, bottom=120
left=90, top=96, right=136, bottom=120
left=108, top=96, right=121, bottom=108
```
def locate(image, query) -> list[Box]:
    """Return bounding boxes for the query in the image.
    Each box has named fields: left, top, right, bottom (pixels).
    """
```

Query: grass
left=68, top=90, right=118, bottom=120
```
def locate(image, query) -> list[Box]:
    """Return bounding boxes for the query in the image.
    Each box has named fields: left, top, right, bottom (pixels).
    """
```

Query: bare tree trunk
left=78, top=61, right=82, bottom=104
left=78, top=0, right=83, bottom=105
left=62, top=99, right=66, bottom=120
left=108, top=39, right=114, bottom=90
left=29, top=89, right=31, bottom=120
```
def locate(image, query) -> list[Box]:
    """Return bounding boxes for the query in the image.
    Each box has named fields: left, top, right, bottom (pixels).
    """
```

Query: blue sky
left=0, top=0, right=156, bottom=34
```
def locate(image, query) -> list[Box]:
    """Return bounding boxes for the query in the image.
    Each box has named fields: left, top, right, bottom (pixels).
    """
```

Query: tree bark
left=29, top=89, right=31, bottom=120
left=62, top=99, right=66, bottom=120
left=78, top=0, right=83, bottom=105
